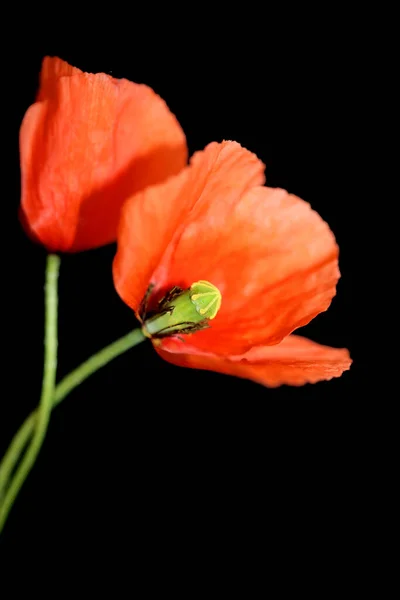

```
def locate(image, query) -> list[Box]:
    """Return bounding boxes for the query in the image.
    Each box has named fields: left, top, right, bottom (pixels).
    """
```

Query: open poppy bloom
left=113, top=141, right=351, bottom=386
left=19, top=56, right=187, bottom=252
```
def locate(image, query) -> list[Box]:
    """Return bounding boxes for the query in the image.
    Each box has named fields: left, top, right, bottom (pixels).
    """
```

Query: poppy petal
left=156, top=335, right=352, bottom=387
left=20, top=56, right=187, bottom=252
left=113, top=141, right=265, bottom=315
left=159, top=183, right=339, bottom=354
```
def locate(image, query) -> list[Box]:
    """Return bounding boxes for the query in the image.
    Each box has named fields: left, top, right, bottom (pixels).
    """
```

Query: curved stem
left=0, top=328, right=146, bottom=512
left=0, top=417, right=35, bottom=499
left=0, top=255, right=60, bottom=532
left=53, top=328, right=146, bottom=408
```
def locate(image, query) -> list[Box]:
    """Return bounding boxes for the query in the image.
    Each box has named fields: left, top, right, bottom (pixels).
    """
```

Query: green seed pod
left=189, top=280, right=221, bottom=319
left=143, top=280, right=222, bottom=338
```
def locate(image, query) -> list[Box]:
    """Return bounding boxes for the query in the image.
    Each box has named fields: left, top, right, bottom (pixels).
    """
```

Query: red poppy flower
left=19, top=56, right=187, bottom=252
left=113, top=141, right=351, bottom=386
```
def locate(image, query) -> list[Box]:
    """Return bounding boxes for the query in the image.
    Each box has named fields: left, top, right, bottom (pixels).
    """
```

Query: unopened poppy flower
left=113, top=141, right=351, bottom=386
left=19, top=56, right=187, bottom=252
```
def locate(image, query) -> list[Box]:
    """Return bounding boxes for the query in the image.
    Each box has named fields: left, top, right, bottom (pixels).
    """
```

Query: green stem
left=0, top=327, right=146, bottom=520
left=0, top=255, right=60, bottom=532
left=53, top=328, right=146, bottom=408
left=0, top=418, right=34, bottom=499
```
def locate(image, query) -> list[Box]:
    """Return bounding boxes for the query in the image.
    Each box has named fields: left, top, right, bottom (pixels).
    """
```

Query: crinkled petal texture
left=156, top=335, right=352, bottom=387
left=114, top=141, right=340, bottom=356
left=20, top=56, right=187, bottom=252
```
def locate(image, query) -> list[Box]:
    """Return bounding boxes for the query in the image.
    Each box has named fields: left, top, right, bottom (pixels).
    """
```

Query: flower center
left=142, top=280, right=221, bottom=339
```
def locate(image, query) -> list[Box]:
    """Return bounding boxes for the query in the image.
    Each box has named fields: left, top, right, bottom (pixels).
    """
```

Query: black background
left=1, top=18, right=364, bottom=576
